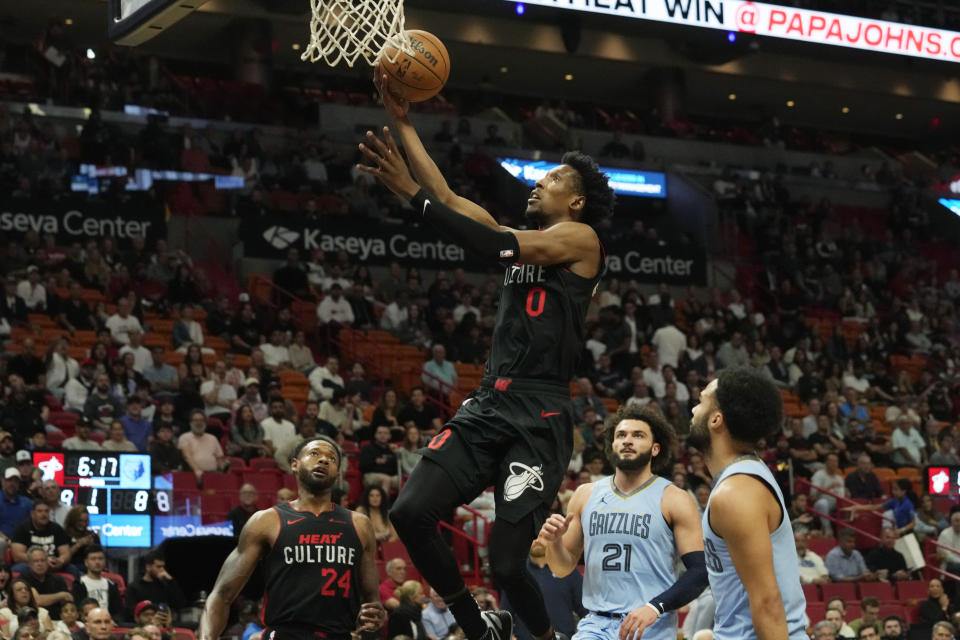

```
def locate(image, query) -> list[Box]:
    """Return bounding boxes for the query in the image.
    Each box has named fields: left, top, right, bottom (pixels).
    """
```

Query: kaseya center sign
left=507, top=0, right=960, bottom=63
left=0, top=198, right=166, bottom=245
left=242, top=216, right=707, bottom=285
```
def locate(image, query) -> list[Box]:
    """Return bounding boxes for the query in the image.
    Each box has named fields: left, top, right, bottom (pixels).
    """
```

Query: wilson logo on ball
left=503, top=462, right=545, bottom=502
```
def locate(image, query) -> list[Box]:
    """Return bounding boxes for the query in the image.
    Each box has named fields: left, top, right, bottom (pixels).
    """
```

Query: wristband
left=644, top=603, right=662, bottom=618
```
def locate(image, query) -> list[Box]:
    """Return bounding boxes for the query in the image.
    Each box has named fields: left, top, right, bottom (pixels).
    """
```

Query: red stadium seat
left=858, top=582, right=894, bottom=601
left=801, top=583, right=821, bottom=602
left=202, top=472, right=240, bottom=492
left=172, top=471, right=198, bottom=492
left=55, top=573, right=75, bottom=591
left=203, top=494, right=232, bottom=512
left=820, top=583, right=856, bottom=602
left=103, top=572, right=126, bottom=596
left=805, top=602, right=825, bottom=624
left=282, top=474, right=297, bottom=492
left=250, top=457, right=278, bottom=470
left=806, top=537, right=836, bottom=558
left=227, top=457, right=248, bottom=471
left=895, top=580, right=927, bottom=601
left=242, top=471, right=282, bottom=492
left=380, top=540, right=412, bottom=563
left=173, top=628, right=197, bottom=640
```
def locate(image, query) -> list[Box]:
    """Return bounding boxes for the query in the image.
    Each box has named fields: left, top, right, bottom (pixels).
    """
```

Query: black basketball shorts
left=420, top=376, right=574, bottom=524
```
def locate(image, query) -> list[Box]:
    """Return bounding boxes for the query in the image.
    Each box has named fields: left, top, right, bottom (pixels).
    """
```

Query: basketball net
left=301, top=0, right=410, bottom=68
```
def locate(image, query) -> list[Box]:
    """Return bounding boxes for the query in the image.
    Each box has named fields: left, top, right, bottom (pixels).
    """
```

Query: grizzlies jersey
left=702, top=457, right=807, bottom=640
left=580, top=476, right=677, bottom=640
left=486, top=252, right=603, bottom=384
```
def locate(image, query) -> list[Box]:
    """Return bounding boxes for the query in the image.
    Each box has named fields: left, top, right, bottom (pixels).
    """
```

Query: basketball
left=379, top=30, right=450, bottom=102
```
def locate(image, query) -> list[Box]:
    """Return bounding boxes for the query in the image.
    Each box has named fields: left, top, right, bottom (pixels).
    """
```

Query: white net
left=301, top=0, right=410, bottom=68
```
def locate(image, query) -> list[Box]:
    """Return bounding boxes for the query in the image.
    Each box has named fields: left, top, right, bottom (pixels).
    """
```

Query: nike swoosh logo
left=422, top=198, right=431, bottom=216
left=287, top=518, right=305, bottom=525
left=541, top=411, right=561, bottom=418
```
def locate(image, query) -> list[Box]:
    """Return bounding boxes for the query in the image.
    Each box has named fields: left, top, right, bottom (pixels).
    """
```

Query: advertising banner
left=0, top=198, right=166, bottom=246
left=507, top=0, right=960, bottom=64
left=241, top=217, right=707, bottom=285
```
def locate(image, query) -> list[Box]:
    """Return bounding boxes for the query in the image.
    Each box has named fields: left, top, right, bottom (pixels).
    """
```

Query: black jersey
left=486, top=254, right=603, bottom=384
left=261, top=502, right=364, bottom=639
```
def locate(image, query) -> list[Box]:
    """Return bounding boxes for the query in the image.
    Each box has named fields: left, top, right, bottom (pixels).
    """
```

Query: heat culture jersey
left=261, top=502, right=363, bottom=638
left=580, top=475, right=677, bottom=640
left=702, top=457, right=807, bottom=640
left=487, top=254, right=603, bottom=384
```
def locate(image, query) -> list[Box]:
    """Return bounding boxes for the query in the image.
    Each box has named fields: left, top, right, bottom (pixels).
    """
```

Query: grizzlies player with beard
left=687, top=368, right=807, bottom=640
left=539, top=405, right=707, bottom=640
left=359, top=73, right=614, bottom=640
left=199, top=437, right=386, bottom=640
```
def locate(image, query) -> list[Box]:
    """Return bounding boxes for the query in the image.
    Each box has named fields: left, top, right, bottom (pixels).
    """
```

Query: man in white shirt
left=801, top=398, right=821, bottom=438
left=319, top=265, right=353, bottom=293
left=625, top=380, right=653, bottom=408
left=200, top=361, right=238, bottom=420
left=16, top=266, right=46, bottom=311
left=380, top=291, right=410, bottom=331
left=316, top=284, right=355, bottom=327
left=890, top=415, right=927, bottom=466
left=641, top=351, right=665, bottom=394
left=421, top=344, right=457, bottom=396
left=841, top=364, right=870, bottom=394
left=810, top=453, right=847, bottom=536
left=795, top=531, right=829, bottom=584
left=119, top=331, right=152, bottom=373
left=650, top=317, right=687, bottom=369
left=62, top=417, right=102, bottom=451
left=260, top=398, right=297, bottom=454
left=308, top=356, right=344, bottom=401
left=64, top=360, right=96, bottom=413
left=105, top=298, right=143, bottom=346
left=258, top=330, right=291, bottom=370
left=936, top=511, right=960, bottom=575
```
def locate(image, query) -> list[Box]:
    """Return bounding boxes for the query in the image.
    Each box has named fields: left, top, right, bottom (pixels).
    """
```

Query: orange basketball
left=379, top=30, right=450, bottom=103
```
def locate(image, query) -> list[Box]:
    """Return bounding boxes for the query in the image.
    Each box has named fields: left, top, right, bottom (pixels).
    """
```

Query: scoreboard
left=33, top=452, right=171, bottom=547
left=926, top=465, right=960, bottom=497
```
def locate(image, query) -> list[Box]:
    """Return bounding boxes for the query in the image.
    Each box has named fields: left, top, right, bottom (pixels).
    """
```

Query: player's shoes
left=481, top=610, right=513, bottom=640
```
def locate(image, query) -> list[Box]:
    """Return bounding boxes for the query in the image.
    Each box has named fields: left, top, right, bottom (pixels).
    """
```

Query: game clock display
left=33, top=452, right=169, bottom=547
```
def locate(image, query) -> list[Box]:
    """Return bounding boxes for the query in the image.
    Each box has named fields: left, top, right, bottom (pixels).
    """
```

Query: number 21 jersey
left=581, top=476, right=677, bottom=638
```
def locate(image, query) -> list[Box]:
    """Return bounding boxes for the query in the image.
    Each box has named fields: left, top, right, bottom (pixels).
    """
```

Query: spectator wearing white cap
left=0, top=466, right=31, bottom=556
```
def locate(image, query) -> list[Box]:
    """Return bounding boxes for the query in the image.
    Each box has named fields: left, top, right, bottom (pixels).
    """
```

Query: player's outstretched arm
left=198, top=509, right=276, bottom=640
left=709, top=476, right=789, bottom=640
left=620, top=486, right=708, bottom=640
left=540, top=483, right=589, bottom=577
left=373, top=68, right=500, bottom=230
left=352, top=512, right=387, bottom=635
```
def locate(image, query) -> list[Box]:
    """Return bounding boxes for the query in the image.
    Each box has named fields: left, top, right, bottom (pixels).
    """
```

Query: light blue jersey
left=702, top=456, right=807, bottom=640
left=577, top=475, right=677, bottom=640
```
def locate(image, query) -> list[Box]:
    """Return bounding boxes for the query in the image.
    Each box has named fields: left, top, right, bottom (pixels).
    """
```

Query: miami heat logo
left=503, top=462, right=544, bottom=502
left=37, top=456, right=63, bottom=482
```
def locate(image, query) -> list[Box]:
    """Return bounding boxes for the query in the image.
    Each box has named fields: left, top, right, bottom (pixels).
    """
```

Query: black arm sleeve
left=649, top=551, right=709, bottom=614
left=410, top=189, right=519, bottom=263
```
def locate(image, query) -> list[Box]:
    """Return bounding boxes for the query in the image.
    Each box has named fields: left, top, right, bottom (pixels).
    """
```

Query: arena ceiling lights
left=505, top=0, right=960, bottom=64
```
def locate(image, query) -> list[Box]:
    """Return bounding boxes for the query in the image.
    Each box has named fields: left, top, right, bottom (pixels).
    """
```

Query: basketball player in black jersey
left=355, top=72, right=614, bottom=640
left=198, top=437, right=386, bottom=640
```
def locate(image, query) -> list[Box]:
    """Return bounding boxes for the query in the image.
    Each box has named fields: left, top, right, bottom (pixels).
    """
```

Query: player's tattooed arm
left=198, top=509, right=275, bottom=640
left=352, top=512, right=387, bottom=635
left=539, top=482, right=590, bottom=577
left=709, top=476, right=790, bottom=640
